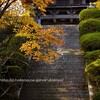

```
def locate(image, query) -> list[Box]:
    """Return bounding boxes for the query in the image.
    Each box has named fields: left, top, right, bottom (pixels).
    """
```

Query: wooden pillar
left=53, top=19, right=57, bottom=23
left=37, top=19, right=41, bottom=25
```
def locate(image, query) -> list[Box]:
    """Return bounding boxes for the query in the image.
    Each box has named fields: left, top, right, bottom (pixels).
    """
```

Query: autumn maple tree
left=0, top=0, right=53, bottom=18
left=0, top=0, right=64, bottom=99
left=0, top=0, right=63, bottom=98
left=0, top=0, right=63, bottom=62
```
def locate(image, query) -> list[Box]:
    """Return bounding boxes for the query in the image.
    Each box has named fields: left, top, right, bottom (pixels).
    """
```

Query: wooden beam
left=41, top=14, right=79, bottom=19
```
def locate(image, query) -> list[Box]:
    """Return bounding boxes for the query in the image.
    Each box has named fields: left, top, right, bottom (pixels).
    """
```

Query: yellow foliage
left=0, top=0, right=64, bottom=62
left=21, top=0, right=54, bottom=12
left=93, top=1, right=100, bottom=9
left=20, top=23, right=64, bottom=61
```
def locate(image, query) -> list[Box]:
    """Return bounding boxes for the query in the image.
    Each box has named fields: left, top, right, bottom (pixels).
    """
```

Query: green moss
left=79, top=18, right=100, bottom=36
left=79, top=8, right=100, bottom=21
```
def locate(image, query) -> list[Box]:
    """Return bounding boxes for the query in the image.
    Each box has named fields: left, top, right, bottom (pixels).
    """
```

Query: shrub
left=0, top=51, right=29, bottom=71
left=95, top=75, right=100, bottom=85
left=0, top=26, right=15, bottom=43
left=85, top=59, right=100, bottom=75
left=85, top=59, right=100, bottom=86
left=93, top=91, right=100, bottom=100
left=7, top=66, right=24, bottom=79
left=79, top=8, right=100, bottom=21
left=0, top=28, right=8, bottom=43
left=80, top=32, right=100, bottom=51
left=84, top=50, right=100, bottom=62
left=8, top=36, right=28, bottom=51
left=79, top=18, right=100, bottom=36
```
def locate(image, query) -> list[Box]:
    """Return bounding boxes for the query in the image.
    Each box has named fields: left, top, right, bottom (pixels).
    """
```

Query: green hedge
left=84, top=50, right=100, bottom=62
left=79, top=8, right=100, bottom=21
left=85, top=59, right=100, bottom=75
left=79, top=18, right=100, bottom=36
left=85, top=59, right=100, bottom=86
left=80, top=32, right=100, bottom=51
left=93, top=91, right=100, bottom=100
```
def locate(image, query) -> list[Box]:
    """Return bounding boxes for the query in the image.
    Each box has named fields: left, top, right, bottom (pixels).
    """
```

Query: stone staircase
left=20, top=25, right=89, bottom=100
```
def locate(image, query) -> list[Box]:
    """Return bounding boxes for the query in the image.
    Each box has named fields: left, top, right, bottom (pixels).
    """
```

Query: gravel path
left=20, top=25, right=89, bottom=100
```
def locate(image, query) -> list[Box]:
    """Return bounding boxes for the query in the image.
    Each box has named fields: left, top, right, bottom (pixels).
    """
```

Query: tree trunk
left=0, top=0, right=16, bottom=19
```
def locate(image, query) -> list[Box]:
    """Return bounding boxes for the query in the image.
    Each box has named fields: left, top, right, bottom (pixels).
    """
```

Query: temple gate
left=39, top=0, right=90, bottom=24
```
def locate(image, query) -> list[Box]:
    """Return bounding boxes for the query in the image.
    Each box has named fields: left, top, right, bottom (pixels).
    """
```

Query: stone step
left=22, top=82, right=88, bottom=89
left=20, top=96, right=88, bottom=100
left=21, top=93, right=88, bottom=97
left=21, top=88, right=88, bottom=94
left=20, top=87, right=88, bottom=99
left=20, top=25, right=89, bottom=100
left=20, top=93, right=88, bottom=100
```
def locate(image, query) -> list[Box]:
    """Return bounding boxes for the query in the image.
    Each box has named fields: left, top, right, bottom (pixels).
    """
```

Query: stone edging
left=86, top=61, right=93, bottom=100
left=17, top=82, right=23, bottom=99
left=88, top=81, right=93, bottom=100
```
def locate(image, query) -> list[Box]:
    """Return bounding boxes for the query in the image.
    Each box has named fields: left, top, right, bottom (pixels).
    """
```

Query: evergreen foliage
left=79, top=18, right=100, bottom=36
left=85, top=59, right=100, bottom=88
left=84, top=50, right=100, bottom=63
left=79, top=8, right=100, bottom=21
left=80, top=32, right=100, bottom=51
left=93, top=91, right=100, bottom=100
